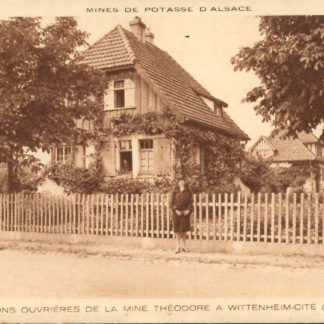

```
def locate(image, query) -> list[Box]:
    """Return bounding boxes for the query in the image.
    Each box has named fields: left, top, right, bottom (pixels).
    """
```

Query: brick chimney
left=144, top=28, right=154, bottom=44
left=129, top=16, right=146, bottom=42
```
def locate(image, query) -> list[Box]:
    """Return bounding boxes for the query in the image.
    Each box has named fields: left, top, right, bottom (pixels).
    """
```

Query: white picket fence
left=1, top=192, right=324, bottom=244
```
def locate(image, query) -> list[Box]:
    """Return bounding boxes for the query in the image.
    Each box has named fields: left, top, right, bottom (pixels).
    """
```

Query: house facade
left=250, top=131, right=324, bottom=192
left=51, top=17, right=248, bottom=179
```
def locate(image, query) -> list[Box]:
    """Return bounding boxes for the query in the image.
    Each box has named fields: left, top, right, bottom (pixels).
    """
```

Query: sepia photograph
left=0, top=0, right=324, bottom=322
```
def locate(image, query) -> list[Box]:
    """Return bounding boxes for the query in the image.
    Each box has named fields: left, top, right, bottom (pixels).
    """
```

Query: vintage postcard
left=1, top=0, right=324, bottom=323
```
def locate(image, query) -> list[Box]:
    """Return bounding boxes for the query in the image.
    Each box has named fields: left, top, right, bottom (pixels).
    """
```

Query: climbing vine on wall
left=110, top=109, right=246, bottom=192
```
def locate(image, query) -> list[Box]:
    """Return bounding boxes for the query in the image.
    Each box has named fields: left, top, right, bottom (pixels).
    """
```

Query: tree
left=0, top=17, right=105, bottom=192
left=232, top=16, right=324, bottom=138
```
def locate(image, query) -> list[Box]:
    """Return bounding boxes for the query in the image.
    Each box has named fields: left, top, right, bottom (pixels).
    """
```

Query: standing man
left=170, top=179, right=193, bottom=253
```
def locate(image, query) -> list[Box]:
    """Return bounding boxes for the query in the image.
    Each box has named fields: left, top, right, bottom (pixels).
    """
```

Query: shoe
left=182, top=248, right=189, bottom=252
left=175, top=248, right=181, bottom=254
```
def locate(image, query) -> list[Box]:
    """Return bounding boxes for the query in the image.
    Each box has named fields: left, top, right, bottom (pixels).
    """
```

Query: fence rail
left=1, top=192, right=324, bottom=244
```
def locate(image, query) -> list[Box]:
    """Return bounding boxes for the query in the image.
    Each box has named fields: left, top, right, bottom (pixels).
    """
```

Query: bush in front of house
left=240, top=154, right=308, bottom=193
left=99, top=176, right=174, bottom=194
left=43, top=160, right=102, bottom=194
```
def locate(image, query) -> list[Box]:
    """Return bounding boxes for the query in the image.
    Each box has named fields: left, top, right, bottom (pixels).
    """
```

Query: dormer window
left=201, top=96, right=214, bottom=111
left=104, top=78, right=135, bottom=110
left=200, top=95, right=223, bottom=117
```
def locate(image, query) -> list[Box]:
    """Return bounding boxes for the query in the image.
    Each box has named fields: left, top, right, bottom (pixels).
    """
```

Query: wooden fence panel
left=1, top=191, right=324, bottom=246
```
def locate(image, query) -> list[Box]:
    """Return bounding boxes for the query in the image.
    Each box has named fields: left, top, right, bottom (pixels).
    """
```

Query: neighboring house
left=51, top=17, right=248, bottom=179
left=250, top=131, right=324, bottom=192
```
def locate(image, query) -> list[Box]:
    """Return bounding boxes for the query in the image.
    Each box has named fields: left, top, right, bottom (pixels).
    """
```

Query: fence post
left=264, top=193, right=268, bottom=242
left=278, top=193, right=282, bottom=243
left=130, top=194, right=134, bottom=237
left=230, top=193, right=234, bottom=241
left=224, top=193, right=228, bottom=241
left=161, top=194, right=165, bottom=239
left=199, top=193, right=203, bottom=240
left=145, top=193, right=149, bottom=238
left=315, top=193, right=319, bottom=244
left=166, top=193, right=171, bottom=239
left=243, top=193, right=247, bottom=242
left=271, top=193, right=275, bottom=243
left=104, top=194, right=109, bottom=236
left=125, top=194, right=129, bottom=237
left=156, top=193, right=160, bottom=238
left=257, top=193, right=261, bottom=242
left=212, top=193, right=216, bottom=240
left=285, top=190, right=290, bottom=244
left=218, top=193, right=222, bottom=240
left=292, top=193, right=296, bottom=244
left=300, top=193, right=304, bottom=244
left=141, top=194, right=144, bottom=237
left=307, top=192, right=311, bottom=244
left=250, top=193, right=255, bottom=242
left=206, top=193, right=209, bottom=241
left=99, top=194, right=103, bottom=236
left=193, top=194, right=197, bottom=239
left=237, top=192, right=241, bottom=241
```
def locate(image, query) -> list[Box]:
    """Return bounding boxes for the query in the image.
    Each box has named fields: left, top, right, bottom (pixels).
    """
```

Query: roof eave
left=194, top=90, right=228, bottom=108
left=100, top=64, right=135, bottom=73
left=184, top=117, right=249, bottom=141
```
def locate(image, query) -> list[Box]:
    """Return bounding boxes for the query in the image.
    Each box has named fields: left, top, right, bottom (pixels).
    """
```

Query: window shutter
left=153, top=138, right=171, bottom=176
left=104, top=81, right=114, bottom=110
left=102, top=139, right=117, bottom=176
left=191, top=146, right=200, bottom=165
left=200, top=146, right=206, bottom=174
left=50, top=146, right=56, bottom=163
left=125, top=78, right=135, bottom=107
left=74, top=145, right=85, bottom=168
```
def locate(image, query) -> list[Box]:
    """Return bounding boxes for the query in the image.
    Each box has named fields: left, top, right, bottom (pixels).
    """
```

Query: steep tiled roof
left=257, top=130, right=324, bottom=162
left=297, top=131, right=319, bottom=143
left=82, top=24, right=248, bottom=140
left=268, top=136, right=317, bottom=162
left=82, top=27, right=134, bottom=70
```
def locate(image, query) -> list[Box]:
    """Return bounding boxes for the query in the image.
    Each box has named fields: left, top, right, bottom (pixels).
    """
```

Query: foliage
left=240, top=154, right=271, bottom=192
left=43, top=153, right=102, bottom=194
left=111, top=112, right=164, bottom=137
left=240, top=153, right=310, bottom=193
left=111, top=110, right=246, bottom=192
left=99, top=176, right=174, bottom=194
left=0, top=17, right=105, bottom=191
left=231, top=16, right=324, bottom=138
left=264, top=164, right=310, bottom=193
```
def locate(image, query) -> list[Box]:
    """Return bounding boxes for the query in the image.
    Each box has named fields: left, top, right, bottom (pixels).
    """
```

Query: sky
left=3, top=0, right=324, bottom=163
left=75, top=15, right=270, bottom=146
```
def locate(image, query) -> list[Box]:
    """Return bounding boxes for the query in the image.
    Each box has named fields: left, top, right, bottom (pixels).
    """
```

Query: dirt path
left=1, top=244, right=324, bottom=298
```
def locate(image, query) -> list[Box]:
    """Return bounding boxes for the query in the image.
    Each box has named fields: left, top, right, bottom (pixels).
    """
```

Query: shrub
left=99, top=176, right=174, bottom=194
left=43, top=161, right=101, bottom=194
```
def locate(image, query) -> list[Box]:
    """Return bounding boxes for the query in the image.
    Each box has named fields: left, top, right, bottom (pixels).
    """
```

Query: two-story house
left=51, top=17, right=248, bottom=179
left=250, top=131, right=324, bottom=192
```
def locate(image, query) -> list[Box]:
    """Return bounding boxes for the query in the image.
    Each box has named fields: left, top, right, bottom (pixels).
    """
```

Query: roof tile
left=82, top=23, right=248, bottom=139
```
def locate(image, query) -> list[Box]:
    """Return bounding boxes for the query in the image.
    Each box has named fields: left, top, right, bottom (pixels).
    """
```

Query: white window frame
left=139, top=139, right=154, bottom=174
left=104, top=78, right=135, bottom=111
left=55, top=145, right=72, bottom=163
left=118, top=140, right=133, bottom=175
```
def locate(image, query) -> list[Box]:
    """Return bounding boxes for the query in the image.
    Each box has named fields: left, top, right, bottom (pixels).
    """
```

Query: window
left=139, top=139, right=154, bottom=173
left=104, top=78, right=135, bottom=110
left=114, top=80, right=125, bottom=108
left=55, top=145, right=72, bottom=163
left=200, top=96, right=214, bottom=111
left=119, top=140, right=132, bottom=174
